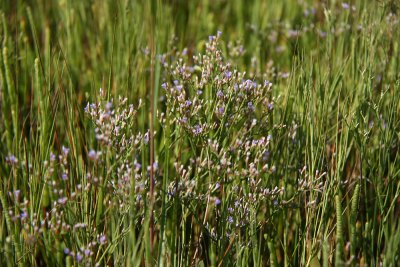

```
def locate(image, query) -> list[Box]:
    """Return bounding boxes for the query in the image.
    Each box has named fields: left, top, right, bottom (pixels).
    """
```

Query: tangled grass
left=1, top=1, right=400, bottom=266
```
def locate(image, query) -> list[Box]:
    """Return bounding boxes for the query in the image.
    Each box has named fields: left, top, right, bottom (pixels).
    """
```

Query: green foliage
left=0, top=0, right=400, bottom=266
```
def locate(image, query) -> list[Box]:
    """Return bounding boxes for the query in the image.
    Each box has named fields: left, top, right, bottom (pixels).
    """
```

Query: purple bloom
left=76, top=253, right=83, bottom=262
left=197, top=90, right=203, bottom=95
left=99, top=235, right=107, bottom=245
left=61, top=173, right=68, bottom=181
left=217, top=31, right=222, bottom=37
left=248, top=102, right=255, bottom=111
left=224, top=71, right=232, bottom=79
left=185, top=100, right=192, bottom=107
left=161, top=83, right=167, bottom=89
left=135, top=162, right=141, bottom=170
left=5, top=155, right=18, bottom=165
left=262, top=150, right=270, bottom=161
left=14, top=190, right=21, bottom=199
left=227, top=216, right=234, bottom=224
left=58, top=197, right=68, bottom=205
left=105, top=102, right=112, bottom=110
left=20, top=211, right=28, bottom=219
left=318, top=30, right=327, bottom=38
left=193, top=125, right=203, bottom=135
left=88, top=150, right=98, bottom=161
left=62, top=146, right=70, bottom=156
left=84, top=249, right=91, bottom=256
left=217, top=90, right=224, bottom=98
left=215, top=198, right=221, bottom=205
left=215, top=183, right=221, bottom=190
left=342, top=3, right=350, bottom=9
left=64, top=248, right=70, bottom=255
left=144, top=132, right=149, bottom=144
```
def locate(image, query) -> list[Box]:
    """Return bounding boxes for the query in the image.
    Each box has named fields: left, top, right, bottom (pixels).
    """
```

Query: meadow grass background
left=1, top=0, right=400, bottom=266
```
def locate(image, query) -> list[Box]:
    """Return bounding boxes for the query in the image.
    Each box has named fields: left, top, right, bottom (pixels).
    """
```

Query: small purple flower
left=218, top=106, right=225, bottom=115
left=135, top=162, right=141, bottom=170
left=64, top=248, right=70, bottom=255
left=193, top=125, right=203, bottom=135
left=176, top=85, right=183, bottom=91
left=181, top=117, right=188, bottom=124
left=84, top=249, right=91, bottom=256
left=5, top=155, right=18, bottom=165
left=248, top=102, right=255, bottom=111
left=217, top=31, right=222, bottom=37
left=99, top=235, right=107, bottom=245
left=144, top=133, right=149, bottom=144
left=58, top=197, right=68, bottom=205
left=105, top=102, right=113, bottom=111
left=76, top=253, right=83, bottom=262
left=185, top=100, right=192, bottom=107
left=268, top=102, right=274, bottom=110
left=227, top=216, right=234, bottom=224
left=62, top=146, right=70, bottom=156
left=20, top=211, right=28, bottom=219
left=88, top=150, right=98, bottom=161
left=224, top=71, right=232, bottom=79
left=173, top=80, right=179, bottom=85
left=197, top=90, right=203, bottom=95
left=161, top=83, right=167, bottom=89
left=215, top=183, right=221, bottom=190
left=182, top=48, right=188, bottom=55
left=14, top=190, right=21, bottom=199
left=61, top=173, right=68, bottom=181
left=217, top=90, right=224, bottom=98
left=318, top=30, right=327, bottom=38
left=215, top=198, right=221, bottom=205
left=281, top=72, right=289, bottom=79
left=262, top=150, right=270, bottom=161
left=342, top=3, right=350, bottom=9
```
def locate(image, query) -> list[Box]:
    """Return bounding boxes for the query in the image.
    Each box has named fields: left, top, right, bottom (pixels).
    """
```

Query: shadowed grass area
left=0, top=0, right=400, bottom=266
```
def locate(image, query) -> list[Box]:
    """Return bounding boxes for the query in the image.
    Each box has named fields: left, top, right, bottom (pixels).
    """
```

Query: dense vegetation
left=1, top=0, right=400, bottom=266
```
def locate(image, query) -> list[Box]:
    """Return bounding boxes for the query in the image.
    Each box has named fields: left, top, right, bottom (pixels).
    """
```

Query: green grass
left=1, top=0, right=400, bottom=266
